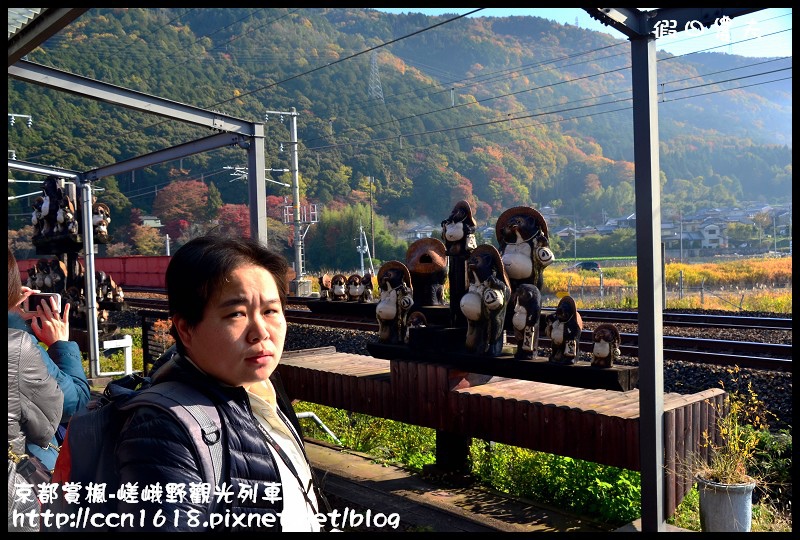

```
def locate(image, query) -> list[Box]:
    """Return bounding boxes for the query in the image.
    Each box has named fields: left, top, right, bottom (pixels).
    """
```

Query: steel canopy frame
left=7, top=8, right=89, bottom=67
left=9, top=57, right=268, bottom=377
left=582, top=7, right=764, bottom=532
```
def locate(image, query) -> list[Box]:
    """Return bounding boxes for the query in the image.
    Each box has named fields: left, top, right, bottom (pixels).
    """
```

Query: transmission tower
left=368, top=51, right=385, bottom=104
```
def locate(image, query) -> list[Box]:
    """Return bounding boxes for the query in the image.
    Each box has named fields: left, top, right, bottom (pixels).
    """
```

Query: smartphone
left=24, top=293, right=62, bottom=314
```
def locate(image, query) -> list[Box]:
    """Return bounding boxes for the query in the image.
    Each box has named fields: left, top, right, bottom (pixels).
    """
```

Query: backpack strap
left=271, top=371, right=303, bottom=437
left=120, top=382, right=224, bottom=502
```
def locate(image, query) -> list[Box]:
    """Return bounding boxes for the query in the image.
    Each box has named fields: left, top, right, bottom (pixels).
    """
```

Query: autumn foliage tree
left=163, top=219, right=190, bottom=242
left=216, top=204, right=250, bottom=238
left=152, top=180, right=209, bottom=224
left=129, top=224, right=165, bottom=255
left=8, top=225, right=35, bottom=259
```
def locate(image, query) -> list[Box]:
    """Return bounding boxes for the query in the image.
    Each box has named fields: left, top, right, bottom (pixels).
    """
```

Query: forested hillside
left=7, top=8, right=792, bottom=268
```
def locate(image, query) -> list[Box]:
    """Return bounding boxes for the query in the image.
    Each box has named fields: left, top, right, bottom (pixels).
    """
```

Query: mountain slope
left=7, top=8, right=791, bottom=235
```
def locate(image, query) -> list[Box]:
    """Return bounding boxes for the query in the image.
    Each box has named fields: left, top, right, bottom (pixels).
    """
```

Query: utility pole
left=289, top=109, right=301, bottom=281
left=8, top=113, right=33, bottom=128
left=265, top=108, right=304, bottom=290
left=369, top=176, right=375, bottom=262
left=356, top=224, right=375, bottom=276
left=573, top=217, right=578, bottom=260
left=357, top=222, right=366, bottom=275
left=773, top=214, right=778, bottom=252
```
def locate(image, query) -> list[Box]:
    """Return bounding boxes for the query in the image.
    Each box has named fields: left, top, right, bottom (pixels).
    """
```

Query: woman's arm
left=44, top=340, right=90, bottom=419
left=9, top=328, right=65, bottom=447
left=18, top=297, right=90, bottom=418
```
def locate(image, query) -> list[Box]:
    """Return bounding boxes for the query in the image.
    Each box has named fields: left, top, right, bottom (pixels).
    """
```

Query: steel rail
left=123, top=290, right=792, bottom=331
left=120, top=297, right=791, bottom=372
left=285, top=296, right=792, bottom=331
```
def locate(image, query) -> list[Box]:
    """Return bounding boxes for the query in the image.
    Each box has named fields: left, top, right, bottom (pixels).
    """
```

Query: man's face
left=174, top=264, right=286, bottom=389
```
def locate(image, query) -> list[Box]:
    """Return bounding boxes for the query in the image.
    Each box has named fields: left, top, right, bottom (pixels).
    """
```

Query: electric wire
left=7, top=9, right=791, bottom=202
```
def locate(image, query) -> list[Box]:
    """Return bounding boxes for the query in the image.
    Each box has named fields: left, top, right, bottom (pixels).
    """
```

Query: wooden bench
left=278, top=346, right=726, bottom=519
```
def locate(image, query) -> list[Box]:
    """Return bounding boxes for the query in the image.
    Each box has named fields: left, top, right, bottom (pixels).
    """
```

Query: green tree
left=605, top=228, right=637, bottom=257
left=304, top=203, right=408, bottom=273
left=205, top=181, right=224, bottom=221
left=310, top=165, right=352, bottom=205
left=726, top=222, right=757, bottom=246
left=752, top=211, right=773, bottom=245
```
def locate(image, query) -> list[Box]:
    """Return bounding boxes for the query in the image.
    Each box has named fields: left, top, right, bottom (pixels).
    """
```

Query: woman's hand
left=19, top=286, right=40, bottom=301
left=30, top=295, right=71, bottom=347
left=17, top=286, right=40, bottom=319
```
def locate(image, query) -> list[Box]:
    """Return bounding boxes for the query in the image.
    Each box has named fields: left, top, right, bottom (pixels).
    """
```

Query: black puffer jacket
left=115, top=355, right=303, bottom=532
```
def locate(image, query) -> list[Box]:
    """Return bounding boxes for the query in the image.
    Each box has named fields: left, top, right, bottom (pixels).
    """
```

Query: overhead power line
left=11, top=9, right=790, bottom=169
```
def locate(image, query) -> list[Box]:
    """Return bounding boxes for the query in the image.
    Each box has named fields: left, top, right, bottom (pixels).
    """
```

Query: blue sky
left=373, top=8, right=792, bottom=58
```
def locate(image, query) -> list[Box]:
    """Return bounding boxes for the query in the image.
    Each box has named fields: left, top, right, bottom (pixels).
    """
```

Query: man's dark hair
left=166, top=235, right=289, bottom=354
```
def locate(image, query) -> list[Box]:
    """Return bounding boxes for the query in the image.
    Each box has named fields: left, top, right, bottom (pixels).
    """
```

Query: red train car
left=18, top=255, right=297, bottom=290
left=17, top=255, right=171, bottom=289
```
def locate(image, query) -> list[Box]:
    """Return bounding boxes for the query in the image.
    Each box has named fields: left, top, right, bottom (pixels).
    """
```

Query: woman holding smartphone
left=7, top=248, right=90, bottom=470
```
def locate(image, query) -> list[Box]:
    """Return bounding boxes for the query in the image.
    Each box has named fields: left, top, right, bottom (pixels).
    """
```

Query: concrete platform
left=305, top=438, right=617, bottom=533
left=614, top=519, right=693, bottom=532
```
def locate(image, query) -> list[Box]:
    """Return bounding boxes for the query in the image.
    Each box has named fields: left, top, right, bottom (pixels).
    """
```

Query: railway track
left=125, top=290, right=792, bottom=330
left=121, top=293, right=791, bottom=372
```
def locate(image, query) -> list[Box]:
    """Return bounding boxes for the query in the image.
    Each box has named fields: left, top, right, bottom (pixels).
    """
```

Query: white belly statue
left=512, top=304, right=529, bottom=331
left=501, top=242, right=533, bottom=280
left=549, top=319, right=565, bottom=345
left=444, top=222, right=465, bottom=242
left=460, top=286, right=485, bottom=321
left=593, top=340, right=611, bottom=357
left=376, top=289, right=398, bottom=320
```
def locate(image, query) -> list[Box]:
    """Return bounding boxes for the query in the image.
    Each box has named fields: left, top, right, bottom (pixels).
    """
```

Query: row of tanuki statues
left=318, top=202, right=621, bottom=368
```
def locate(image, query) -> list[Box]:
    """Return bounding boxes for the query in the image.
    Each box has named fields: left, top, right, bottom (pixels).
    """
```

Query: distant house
left=449, top=202, right=790, bottom=255
left=538, top=205, right=559, bottom=224
left=661, top=214, right=728, bottom=256
left=554, top=226, right=599, bottom=241
left=554, top=227, right=575, bottom=242
left=775, top=210, right=792, bottom=235
left=141, top=215, right=162, bottom=228
left=595, top=223, right=617, bottom=235
left=403, top=224, right=438, bottom=241
left=699, top=221, right=727, bottom=249
left=477, top=224, right=495, bottom=237
left=596, top=214, right=635, bottom=235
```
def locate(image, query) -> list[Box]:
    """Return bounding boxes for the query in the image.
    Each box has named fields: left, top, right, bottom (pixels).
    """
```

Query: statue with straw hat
left=460, top=244, right=511, bottom=357
left=375, top=261, right=414, bottom=345
left=406, top=237, right=447, bottom=307
left=441, top=200, right=478, bottom=328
